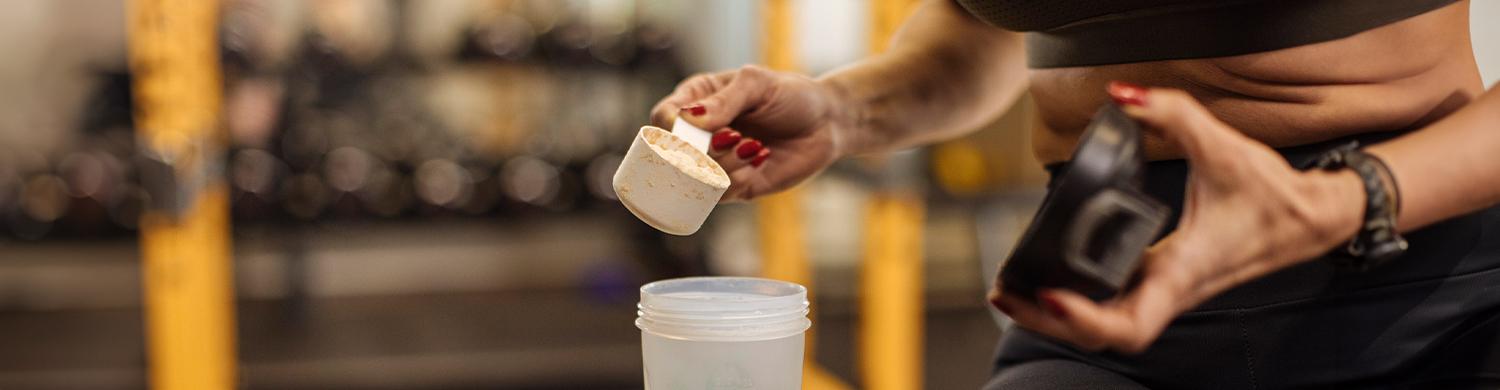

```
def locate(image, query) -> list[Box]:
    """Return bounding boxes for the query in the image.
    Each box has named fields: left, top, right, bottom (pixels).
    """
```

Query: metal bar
left=127, top=1, right=238, bottom=389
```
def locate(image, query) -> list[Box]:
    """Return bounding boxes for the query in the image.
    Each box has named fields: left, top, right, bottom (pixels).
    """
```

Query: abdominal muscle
left=1027, top=1, right=1485, bottom=164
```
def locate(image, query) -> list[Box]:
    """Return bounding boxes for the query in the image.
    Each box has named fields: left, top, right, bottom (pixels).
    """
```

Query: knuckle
left=739, top=64, right=769, bottom=75
left=1165, top=113, right=1198, bottom=132
left=1155, top=88, right=1192, bottom=105
left=1156, top=91, right=1209, bottom=122
left=1149, top=92, right=1193, bottom=117
left=686, top=72, right=713, bottom=83
left=651, top=113, right=672, bottom=127
left=737, top=65, right=774, bottom=84
left=698, top=95, right=725, bottom=109
left=651, top=101, right=678, bottom=117
left=675, top=74, right=709, bottom=91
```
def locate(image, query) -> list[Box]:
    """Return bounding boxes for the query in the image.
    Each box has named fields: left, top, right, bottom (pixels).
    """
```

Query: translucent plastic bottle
left=636, top=277, right=810, bottom=390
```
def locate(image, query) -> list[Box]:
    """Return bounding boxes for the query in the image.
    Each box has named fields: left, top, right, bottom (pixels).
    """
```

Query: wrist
left=1305, top=170, right=1366, bottom=248
left=816, top=72, right=873, bottom=159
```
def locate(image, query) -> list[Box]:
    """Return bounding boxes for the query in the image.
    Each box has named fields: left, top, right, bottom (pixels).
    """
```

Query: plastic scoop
left=613, top=117, right=731, bottom=235
left=669, top=116, right=713, bottom=153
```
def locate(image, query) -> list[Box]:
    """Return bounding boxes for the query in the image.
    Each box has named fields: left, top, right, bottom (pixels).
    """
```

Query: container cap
left=636, top=277, right=811, bottom=342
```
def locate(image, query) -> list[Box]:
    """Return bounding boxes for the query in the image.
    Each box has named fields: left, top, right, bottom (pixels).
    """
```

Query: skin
left=650, top=0, right=1500, bottom=353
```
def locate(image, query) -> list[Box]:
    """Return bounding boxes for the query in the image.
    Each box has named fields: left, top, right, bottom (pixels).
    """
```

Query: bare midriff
left=1028, top=1, right=1484, bottom=164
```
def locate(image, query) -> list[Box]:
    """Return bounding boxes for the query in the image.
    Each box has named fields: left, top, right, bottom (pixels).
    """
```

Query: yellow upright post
left=758, top=1, right=849, bottom=389
left=127, top=1, right=238, bottom=389
left=756, top=2, right=805, bottom=286
left=861, top=1, right=926, bottom=389
left=859, top=192, right=925, bottom=390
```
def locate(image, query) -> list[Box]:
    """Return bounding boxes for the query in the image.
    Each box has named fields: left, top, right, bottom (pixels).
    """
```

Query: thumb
left=1108, top=82, right=1239, bottom=167
left=682, top=65, right=774, bottom=131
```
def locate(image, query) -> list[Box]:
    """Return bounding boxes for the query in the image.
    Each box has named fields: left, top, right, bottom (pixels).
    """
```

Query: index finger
left=649, top=72, right=735, bottom=128
left=995, top=293, right=1110, bottom=351
left=1034, top=240, right=1197, bottom=353
left=650, top=99, right=688, bottom=129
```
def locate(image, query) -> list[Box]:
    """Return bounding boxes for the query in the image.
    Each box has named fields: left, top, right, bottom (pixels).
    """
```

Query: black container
left=999, top=105, right=1169, bottom=300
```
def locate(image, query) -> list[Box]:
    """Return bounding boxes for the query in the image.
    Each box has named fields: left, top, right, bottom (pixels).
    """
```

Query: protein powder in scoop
left=650, top=140, right=731, bottom=188
left=614, top=119, right=729, bottom=235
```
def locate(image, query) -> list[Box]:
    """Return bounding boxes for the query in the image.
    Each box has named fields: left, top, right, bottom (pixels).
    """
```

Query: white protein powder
left=651, top=140, right=730, bottom=188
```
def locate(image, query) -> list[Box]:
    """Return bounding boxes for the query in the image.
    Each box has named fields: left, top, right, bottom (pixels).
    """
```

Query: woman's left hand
left=990, top=82, right=1367, bottom=353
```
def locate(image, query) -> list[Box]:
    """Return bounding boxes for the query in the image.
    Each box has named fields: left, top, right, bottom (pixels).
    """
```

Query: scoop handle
left=672, top=117, right=713, bottom=153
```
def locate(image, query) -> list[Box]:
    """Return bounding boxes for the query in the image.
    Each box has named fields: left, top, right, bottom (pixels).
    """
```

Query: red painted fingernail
left=750, top=148, right=771, bottom=167
left=1040, top=293, right=1070, bottom=319
left=711, top=130, right=742, bottom=150
left=1107, top=81, right=1149, bottom=107
left=736, top=139, right=763, bottom=159
left=681, top=104, right=707, bottom=117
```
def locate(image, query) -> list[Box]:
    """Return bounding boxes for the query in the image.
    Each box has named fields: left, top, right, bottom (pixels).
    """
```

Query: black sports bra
left=954, top=0, right=1461, bottom=68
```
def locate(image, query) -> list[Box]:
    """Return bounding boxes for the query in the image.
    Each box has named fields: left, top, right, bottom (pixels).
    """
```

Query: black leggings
left=988, top=134, right=1500, bottom=389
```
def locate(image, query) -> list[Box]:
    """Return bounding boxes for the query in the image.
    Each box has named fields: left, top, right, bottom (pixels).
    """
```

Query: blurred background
left=1, top=1, right=1498, bottom=389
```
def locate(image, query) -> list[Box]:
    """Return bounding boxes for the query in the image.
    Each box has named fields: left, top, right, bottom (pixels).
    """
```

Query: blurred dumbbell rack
left=0, top=2, right=709, bottom=389
left=0, top=0, right=690, bottom=239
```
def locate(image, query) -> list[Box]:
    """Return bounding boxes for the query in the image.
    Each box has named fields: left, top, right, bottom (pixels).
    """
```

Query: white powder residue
left=655, top=145, right=730, bottom=188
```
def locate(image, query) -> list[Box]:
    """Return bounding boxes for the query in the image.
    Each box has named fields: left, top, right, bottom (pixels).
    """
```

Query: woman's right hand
left=650, top=65, right=859, bottom=202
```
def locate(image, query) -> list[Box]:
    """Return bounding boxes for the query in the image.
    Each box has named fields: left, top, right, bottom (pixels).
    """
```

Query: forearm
left=818, top=0, right=1026, bottom=156
left=1364, top=86, right=1500, bottom=231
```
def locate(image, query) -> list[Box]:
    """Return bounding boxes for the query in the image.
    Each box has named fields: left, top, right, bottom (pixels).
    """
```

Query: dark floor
left=0, top=289, right=1002, bottom=389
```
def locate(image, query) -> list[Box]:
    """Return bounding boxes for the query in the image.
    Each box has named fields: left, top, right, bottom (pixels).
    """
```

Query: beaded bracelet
left=1307, top=142, right=1408, bottom=270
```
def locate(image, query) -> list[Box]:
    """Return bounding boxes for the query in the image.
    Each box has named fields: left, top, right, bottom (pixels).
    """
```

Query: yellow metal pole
left=127, top=1, right=238, bottom=389
left=761, top=0, right=799, bottom=73
left=859, top=193, right=925, bottom=390
left=861, top=1, right=925, bottom=389
left=758, top=1, right=850, bottom=389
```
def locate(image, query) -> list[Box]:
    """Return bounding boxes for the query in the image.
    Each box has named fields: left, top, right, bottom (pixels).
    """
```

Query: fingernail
left=750, top=148, right=771, bottom=167
left=1107, top=81, right=1149, bottom=107
left=711, top=130, right=742, bottom=150
left=681, top=104, right=707, bottom=117
left=1040, top=292, right=1069, bottom=319
left=735, top=139, right=763, bottom=159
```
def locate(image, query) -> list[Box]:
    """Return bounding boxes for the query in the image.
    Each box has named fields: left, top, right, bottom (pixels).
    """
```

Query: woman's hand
left=990, top=82, right=1368, bottom=353
left=650, top=65, right=859, bottom=202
